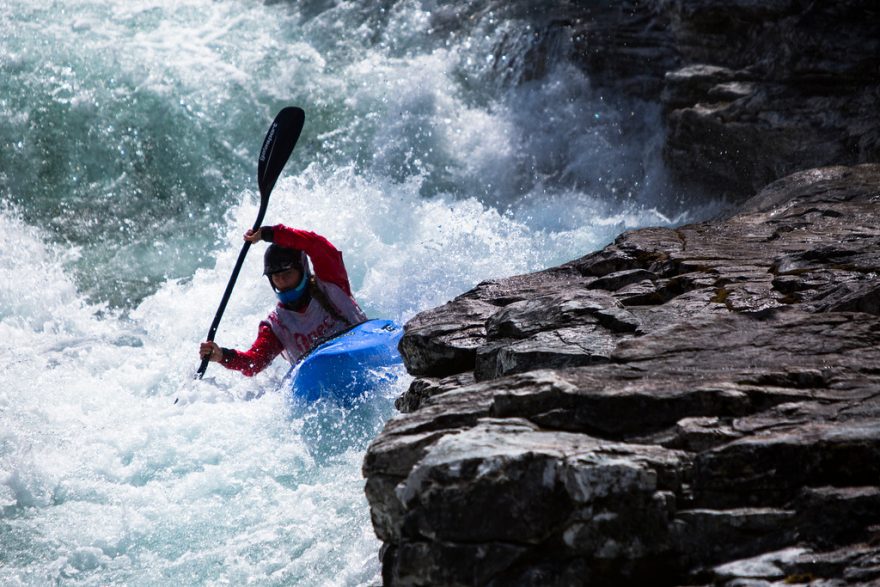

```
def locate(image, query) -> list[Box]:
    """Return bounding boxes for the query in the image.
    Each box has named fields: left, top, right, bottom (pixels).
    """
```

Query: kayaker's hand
left=200, top=341, right=222, bottom=362
left=244, top=228, right=262, bottom=243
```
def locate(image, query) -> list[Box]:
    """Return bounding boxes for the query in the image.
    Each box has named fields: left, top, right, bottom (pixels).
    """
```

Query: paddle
left=195, top=106, right=305, bottom=379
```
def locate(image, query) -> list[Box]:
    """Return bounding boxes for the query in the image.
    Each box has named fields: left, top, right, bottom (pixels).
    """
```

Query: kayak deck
left=285, top=319, right=404, bottom=403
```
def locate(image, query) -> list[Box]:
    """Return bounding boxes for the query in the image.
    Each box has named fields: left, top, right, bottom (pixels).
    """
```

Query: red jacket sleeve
left=267, top=224, right=354, bottom=296
left=219, top=321, right=283, bottom=377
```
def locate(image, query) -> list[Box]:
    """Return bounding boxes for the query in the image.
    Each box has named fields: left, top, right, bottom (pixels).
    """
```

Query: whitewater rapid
left=0, top=0, right=713, bottom=584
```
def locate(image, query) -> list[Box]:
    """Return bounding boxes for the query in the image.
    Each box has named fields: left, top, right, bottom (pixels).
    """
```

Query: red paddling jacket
left=218, top=225, right=367, bottom=376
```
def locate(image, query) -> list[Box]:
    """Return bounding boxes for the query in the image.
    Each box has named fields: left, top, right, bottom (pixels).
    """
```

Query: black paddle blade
left=258, top=106, right=305, bottom=201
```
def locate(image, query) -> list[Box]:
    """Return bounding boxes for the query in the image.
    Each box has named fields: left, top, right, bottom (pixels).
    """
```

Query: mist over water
left=1, top=0, right=716, bottom=584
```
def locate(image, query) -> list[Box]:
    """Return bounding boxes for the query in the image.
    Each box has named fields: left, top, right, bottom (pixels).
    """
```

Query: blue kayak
left=286, top=319, right=404, bottom=403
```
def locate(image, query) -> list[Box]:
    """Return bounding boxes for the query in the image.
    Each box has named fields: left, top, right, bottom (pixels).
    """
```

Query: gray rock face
left=363, top=164, right=880, bottom=586
left=564, top=0, right=880, bottom=198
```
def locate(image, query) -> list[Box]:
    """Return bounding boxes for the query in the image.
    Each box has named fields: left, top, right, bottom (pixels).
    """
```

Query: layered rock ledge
left=363, top=164, right=880, bottom=586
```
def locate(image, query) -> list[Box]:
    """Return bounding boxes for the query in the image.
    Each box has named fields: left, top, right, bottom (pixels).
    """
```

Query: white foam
left=0, top=207, right=392, bottom=585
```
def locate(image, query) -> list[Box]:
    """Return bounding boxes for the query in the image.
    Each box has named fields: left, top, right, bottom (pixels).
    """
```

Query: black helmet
left=263, top=244, right=303, bottom=276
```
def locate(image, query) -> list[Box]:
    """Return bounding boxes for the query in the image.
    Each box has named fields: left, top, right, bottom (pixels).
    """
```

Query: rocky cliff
left=365, top=164, right=880, bottom=585
left=363, top=1, right=879, bottom=584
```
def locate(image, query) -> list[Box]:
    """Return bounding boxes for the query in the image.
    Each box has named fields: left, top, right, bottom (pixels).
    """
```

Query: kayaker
left=198, top=225, right=367, bottom=376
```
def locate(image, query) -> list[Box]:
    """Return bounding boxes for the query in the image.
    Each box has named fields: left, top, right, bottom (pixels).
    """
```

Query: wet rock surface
left=364, top=164, right=880, bottom=586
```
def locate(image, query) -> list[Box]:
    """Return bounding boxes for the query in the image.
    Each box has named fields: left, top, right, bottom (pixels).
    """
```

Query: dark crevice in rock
left=738, top=370, right=829, bottom=389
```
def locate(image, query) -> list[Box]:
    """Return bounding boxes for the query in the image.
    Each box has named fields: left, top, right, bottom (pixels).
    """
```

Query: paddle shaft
left=195, top=210, right=266, bottom=378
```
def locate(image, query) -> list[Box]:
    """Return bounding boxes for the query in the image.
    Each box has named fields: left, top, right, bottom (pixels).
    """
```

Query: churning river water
left=0, top=0, right=715, bottom=584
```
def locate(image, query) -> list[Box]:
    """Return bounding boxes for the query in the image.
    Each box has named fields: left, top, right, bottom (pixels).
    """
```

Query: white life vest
left=266, top=280, right=367, bottom=364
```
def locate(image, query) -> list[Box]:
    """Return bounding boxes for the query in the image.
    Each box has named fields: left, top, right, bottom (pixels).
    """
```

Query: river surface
left=0, top=1, right=712, bottom=584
